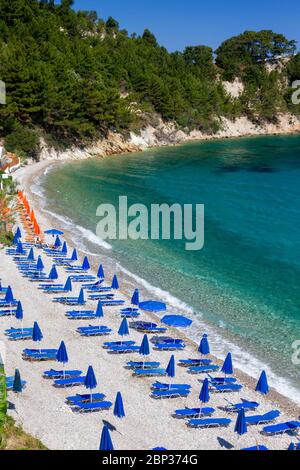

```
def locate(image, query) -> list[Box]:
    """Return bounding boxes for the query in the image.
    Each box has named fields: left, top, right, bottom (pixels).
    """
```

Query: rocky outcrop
left=37, top=113, right=300, bottom=162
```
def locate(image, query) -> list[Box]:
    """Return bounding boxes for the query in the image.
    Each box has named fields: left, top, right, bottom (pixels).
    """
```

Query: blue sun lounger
left=174, top=407, right=215, bottom=419
left=262, top=421, right=300, bottom=435
left=43, top=369, right=82, bottom=379
left=77, top=325, right=112, bottom=337
left=207, top=375, right=237, bottom=384
left=245, top=410, right=280, bottom=426
left=152, top=381, right=191, bottom=391
left=53, top=296, right=85, bottom=306
left=22, top=349, right=58, bottom=361
left=120, top=308, right=140, bottom=318
left=86, top=286, right=112, bottom=294
left=0, top=300, right=18, bottom=308
left=134, top=368, right=166, bottom=377
left=6, top=377, right=27, bottom=391
left=151, top=337, right=183, bottom=344
left=187, top=365, right=219, bottom=374
left=54, top=376, right=86, bottom=388
left=242, top=446, right=269, bottom=451
left=66, top=310, right=96, bottom=320
left=73, top=401, right=113, bottom=412
left=154, top=343, right=185, bottom=351
left=0, top=309, right=17, bottom=316
left=187, top=418, right=232, bottom=428
left=41, top=285, right=69, bottom=294
left=224, top=400, right=260, bottom=412
left=66, top=393, right=106, bottom=405
left=178, top=359, right=212, bottom=367
left=151, top=389, right=191, bottom=399
left=90, top=298, right=125, bottom=306
left=210, top=383, right=242, bottom=393
left=103, top=341, right=135, bottom=349
left=82, top=280, right=104, bottom=289
left=108, top=345, right=140, bottom=354
left=126, top=361, right=160, bottom=370
left=6, top=330, right=33, bottom=341
left=68, top=275, right=96, bottom=282
left=131, top=322, right=167, bottom=334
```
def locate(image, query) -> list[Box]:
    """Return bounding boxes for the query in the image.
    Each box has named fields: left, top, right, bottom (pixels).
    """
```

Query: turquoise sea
left=41, top=135, right=300, bottom=401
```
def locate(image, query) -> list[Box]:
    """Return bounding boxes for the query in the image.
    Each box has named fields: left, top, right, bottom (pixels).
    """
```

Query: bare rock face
left=37, top=113, right=300, bottom=162
left=38, top=133, right=141, bottom=161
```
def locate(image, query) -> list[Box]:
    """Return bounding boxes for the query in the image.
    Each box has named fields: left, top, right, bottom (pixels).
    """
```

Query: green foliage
left=286, top=53, right=300, bottom=83
left=4, top=126, right=39, bottom=158
left=216, top=30, right=296, bottom=80
left=0, top=2, right=297, bottom=156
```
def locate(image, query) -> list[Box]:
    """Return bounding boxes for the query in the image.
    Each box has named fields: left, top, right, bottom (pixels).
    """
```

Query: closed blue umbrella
left=113, top=392, right=125, bottom=418
left=199, top=378, right=210, bottom=417
left=15, top=301, right=23, bottom=321
left=235, top=408, right=248, bottom=436
left=36, top=256, right=44, bottom=272
left=64, top=277, right=72, bottom=292
left=95, top=301, right=104, bottom=318
left=54, top=235, right=62, bottom=249
left=61, top=242, right=68, bottom=255
left=13, top=369, right=23, bottom=393
left=49, top=265, right=58, bottom=280
left=139, top=334, right=150, bottom=356
left=99, top=425, right=114, bottom=451
left=57, top=341, right=68, bottom=364
left=118, top=317, right=129, bottom=337
left=15, top=227, right=22, bottom=239
left=57, top=341, right=68, bottom=379
left=32, top=321, right=43, bottom=342
left=166, top=355, right=175, bottom=378
left=198, top=334, right=210, bottom=355
left=85, top=366, right=97, bottom=402
left=82, top=256, right=90, bottom=271
left=5, top=286, right=14, bottom=303
left=199, top=378, right=210, bottom=403
left=13, top=233, right=20, bottom=245
left=5, top=286, right=14, bottom=316
left=131, top=289, right=139, bottom=306
left=32, top=321, right=43, bottom=352
left=78, top=288, right=85, bottom=305
left=221, top=353, right=233, bottom=376
left=16, top=301, right=24, bottom=332
left=97, top=264, right=105, bottom=279
left=16, top=241, right=24, bottom=255
left=27, top=247, right=35, bottom=261
left=288, top=443, right=296, bottom=451
left=71, top=249, right=78, bottom=261
left=111, top=275, right=119, bottom=290
left=256, top=371, right=269, bottom=395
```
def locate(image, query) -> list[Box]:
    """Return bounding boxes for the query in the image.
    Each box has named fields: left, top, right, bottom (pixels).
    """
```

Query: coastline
left=0, top=153, right=297, bottom=449
left=35, top=113, right=300, bottom=163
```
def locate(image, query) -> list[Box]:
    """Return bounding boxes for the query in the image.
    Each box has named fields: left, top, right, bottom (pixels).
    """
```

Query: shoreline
left=13, top=157, right=300, bottom=420
left=35, top=115, right=300, bottom=163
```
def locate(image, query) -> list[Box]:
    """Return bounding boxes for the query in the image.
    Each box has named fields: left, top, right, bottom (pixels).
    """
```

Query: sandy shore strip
left=0, top=159, right=299, bottom=450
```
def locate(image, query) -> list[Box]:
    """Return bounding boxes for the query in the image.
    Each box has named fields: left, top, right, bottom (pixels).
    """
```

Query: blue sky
left=72, top=0, right=300, bottom=51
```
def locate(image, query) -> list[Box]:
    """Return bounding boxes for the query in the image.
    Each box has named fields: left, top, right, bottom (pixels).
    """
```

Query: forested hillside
left=0, top=0, right=299, bottom=158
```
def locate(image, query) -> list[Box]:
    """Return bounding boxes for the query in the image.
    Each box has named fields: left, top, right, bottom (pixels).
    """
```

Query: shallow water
left=43, top=135, right=300, bottom=400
